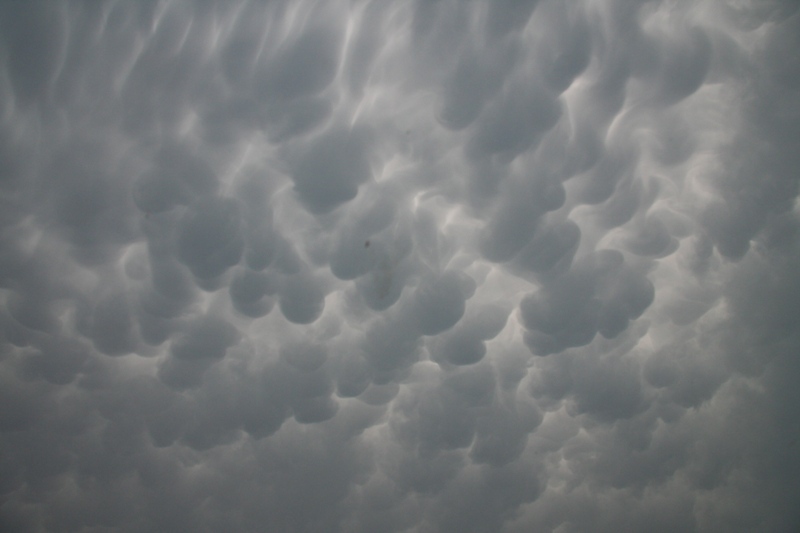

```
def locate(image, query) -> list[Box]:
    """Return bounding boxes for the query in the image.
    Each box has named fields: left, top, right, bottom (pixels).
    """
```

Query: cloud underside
left=1, top=1, right=799, bottom=532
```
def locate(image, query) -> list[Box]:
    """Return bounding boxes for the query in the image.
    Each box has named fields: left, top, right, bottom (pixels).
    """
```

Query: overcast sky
left=1, top=1, right=799, bottom=532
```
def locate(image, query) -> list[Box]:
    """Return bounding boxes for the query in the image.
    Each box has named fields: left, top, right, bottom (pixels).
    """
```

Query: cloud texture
left=1, top=1, right=799, bottom=531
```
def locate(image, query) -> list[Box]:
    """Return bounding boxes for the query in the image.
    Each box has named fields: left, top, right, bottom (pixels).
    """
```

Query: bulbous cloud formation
left=1, top=1, right=799, bottom=531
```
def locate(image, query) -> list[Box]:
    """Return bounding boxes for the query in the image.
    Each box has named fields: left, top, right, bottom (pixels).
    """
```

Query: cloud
left=1, top=1, right=800, bottom=532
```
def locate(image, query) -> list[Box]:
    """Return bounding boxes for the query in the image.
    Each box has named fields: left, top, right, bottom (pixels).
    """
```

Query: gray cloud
left=1, top=1, right=799, bottom=532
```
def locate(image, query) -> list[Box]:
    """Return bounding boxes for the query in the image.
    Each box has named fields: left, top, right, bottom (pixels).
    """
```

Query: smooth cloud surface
left=1, top=1, right=800, bottom=532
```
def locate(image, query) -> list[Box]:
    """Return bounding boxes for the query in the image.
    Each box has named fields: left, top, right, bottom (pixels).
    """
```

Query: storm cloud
left=1, top=1, right=800, bottom=532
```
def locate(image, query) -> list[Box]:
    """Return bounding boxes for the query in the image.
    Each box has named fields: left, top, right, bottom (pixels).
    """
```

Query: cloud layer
left=1, top=1, right=799, bottom=531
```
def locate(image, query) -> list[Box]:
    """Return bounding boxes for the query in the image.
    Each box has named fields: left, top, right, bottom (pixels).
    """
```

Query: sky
left=1, top=1, right=799, bottom=532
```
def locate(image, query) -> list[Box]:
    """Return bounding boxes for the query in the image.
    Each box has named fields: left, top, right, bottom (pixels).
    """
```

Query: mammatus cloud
left=1, top=1, right=799, bottom=531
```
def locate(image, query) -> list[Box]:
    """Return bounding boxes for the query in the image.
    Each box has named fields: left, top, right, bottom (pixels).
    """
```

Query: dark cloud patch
left=644, top=340, right=726, bottom=409
left=521, top=250, right=654, bottom=355
left=278, top=272, right=326, bottom=324
left=21, top=336, right=90, bottom=386
left=510, top=218, right=581, bottom=280
left=479, top=176, right=566, bottom=263
left=0, top=2, right=67, bottom=105
left=82, top=290, right=137, bottom=356
left=290, top=125, right=373, bottom=214
left=266, top=94, right=333, bottom=143
left=133, top=143, right=218, bottom=215
left=7, top=291, right=61, bottom=335
left=484, top=0, right=540, bottom=39
left=570, top=349, right=645, bottom=422
left=433, top=462, right=542, bottom=533
left=334, top=352, right=371, bottom=399
left=412, top=270, right=475, bottom=336
left=255, top=24, right=342, bottom=102
left=42, top=142, right=139, bottom=265
left=220, top=2, right=274, bottom=88
left=177, top=197, right=245, bottom=280
left=635, top=25, right=712, bottom=106
left=158, top=315, right=239, bottom=390
left=467, top=78, right=562, bottom=162
left=329, top=189, right=398, bottom=281
left=572, top=143, right=638, bottom=207
left=623, top=213, right=679, bottom=258
left=439, top=42, right=517, bottom=131
left=430, top=302, right=511, bottom=366
left=531, top=2, right=591, bottom=93
left=229, top=268, right=275, bottom=318
left=363, top=316, right=423, bottom=383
